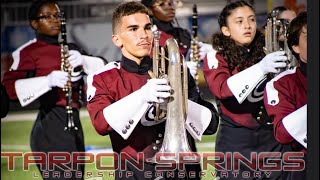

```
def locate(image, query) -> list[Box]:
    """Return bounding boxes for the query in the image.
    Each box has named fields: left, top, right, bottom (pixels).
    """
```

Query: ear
left=221, top=26, right=231, bottom=37
left=292, top=45, right=300, bottom=54
left=112, top=34, right=122, bottom=48
left=31, top=20, right=38, bottom=30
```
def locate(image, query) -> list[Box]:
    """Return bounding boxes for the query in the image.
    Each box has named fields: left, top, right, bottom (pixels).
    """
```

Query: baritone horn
left=148, top=34, right=199, bottom=163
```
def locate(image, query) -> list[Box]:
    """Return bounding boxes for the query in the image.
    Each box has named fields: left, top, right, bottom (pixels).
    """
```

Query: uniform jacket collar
left=300, top=61, right=307, bottom=77
left=120, top=56, right=152, bottom=75
left=36, top=33, right=59, bottom=45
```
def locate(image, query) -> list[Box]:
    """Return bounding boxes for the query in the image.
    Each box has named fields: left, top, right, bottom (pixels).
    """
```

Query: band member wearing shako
left=141, top=0, right=215, bottom=79
left=86, top=2, right=218, bottom=180
left=2, top=0, right=105, bottom=179
left=264, top=11, right=307, bottom=180
left=203, top=1, right=289, bottom=179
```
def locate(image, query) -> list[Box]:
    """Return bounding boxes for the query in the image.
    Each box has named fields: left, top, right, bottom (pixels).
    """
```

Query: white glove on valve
left=186, top=61, right=198, bottom=78
left=258, top=51, right=287, bottom=74
left=47, top=71, right=69, bottom=88
left=68, top=50, right=84, bottom=68
left=140, top=78, right=171, bottom=103
left=198, top=42, right=214, bottom=60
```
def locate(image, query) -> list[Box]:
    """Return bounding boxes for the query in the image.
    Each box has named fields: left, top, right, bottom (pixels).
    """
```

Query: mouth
left=167, top=12, right=175, bottom=17
left=52, top=26, right=61, bottom=31
left=243, top=32, right=252, bottom=37
left=138, top=42, right=151, bottom=48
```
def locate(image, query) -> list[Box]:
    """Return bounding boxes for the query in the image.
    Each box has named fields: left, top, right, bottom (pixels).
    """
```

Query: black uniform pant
left=116, top=162, right=201, bottom=180
left=30, top=106, right=85, bottom=180
left=115, top=132, right=201, bottom=180
left=214, top=115, right=290, bottom=180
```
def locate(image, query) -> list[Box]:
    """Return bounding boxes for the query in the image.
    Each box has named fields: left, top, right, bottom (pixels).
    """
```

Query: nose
left=244, top=20, right=251, bottom=29
left=140, top=29, right=149, bottom=39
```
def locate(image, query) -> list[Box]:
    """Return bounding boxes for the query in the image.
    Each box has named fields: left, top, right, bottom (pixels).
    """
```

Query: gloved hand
left=198, top=42, right=214, bottom=60
left=258, top=51, right=287, bottom=74
left=68, top=50, right=84, bottom=68
left=186, top=61, right=198, bottom=78
left=47, top=71, right=69, bottom=88
left=140, top=78, right=171, bottom=103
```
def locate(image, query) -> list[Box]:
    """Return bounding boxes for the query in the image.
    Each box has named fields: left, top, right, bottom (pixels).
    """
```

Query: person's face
left=151, top=0, right=176, bottom=22
left=278, top=10, right=297, bottom=41
left=292, top=26, right=307, bottom=63
left=221, top=6, right=257, bottom=46
left=112, top=13, right=153, bottom=63
left=279, top=10, right=297, bottom=22
left=31, top=3, right=61, bottom=36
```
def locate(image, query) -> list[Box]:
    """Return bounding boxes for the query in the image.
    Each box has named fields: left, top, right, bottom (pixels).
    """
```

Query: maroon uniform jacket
left=86, top=56, right=217, bottom=165
left=2, top=38, right=84, bottom=108
left=264, top=64, right=307, bottom=153
left=203, top=51, right=268, bottom=129
left=152, top=19, right=191, bottom=57
left=2, top=35, right=89, bottom=179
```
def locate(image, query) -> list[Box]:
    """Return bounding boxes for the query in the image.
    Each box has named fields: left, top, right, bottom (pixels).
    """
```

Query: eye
left=249, top=18, right=256, bottom=22
left=145, top=25, right=152, bottom=30
left=159, top=2, right=166, bottom=6
left=129, top=27, right=138, bottom=31
left=236, top=20, right=242, bottom=24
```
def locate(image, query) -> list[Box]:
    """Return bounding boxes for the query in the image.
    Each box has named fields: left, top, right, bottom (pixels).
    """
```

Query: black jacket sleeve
left=1, top=82, right=10, bottom=118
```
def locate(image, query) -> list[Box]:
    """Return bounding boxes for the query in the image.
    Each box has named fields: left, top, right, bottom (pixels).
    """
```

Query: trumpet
left=264, top=9, right=299, bottom=77
left=148, top=34, right=198, bottom=163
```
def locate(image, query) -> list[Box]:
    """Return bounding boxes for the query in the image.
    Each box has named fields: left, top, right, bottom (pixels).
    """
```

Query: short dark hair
left=287, top=11, right=307, bottom=59
left=28, top=0, right=58, bottom=21
left=112, top=1, right=149, bottom=34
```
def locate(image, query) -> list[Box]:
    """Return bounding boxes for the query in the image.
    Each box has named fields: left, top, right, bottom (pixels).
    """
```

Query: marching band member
left=86, top=2, right=218, bottom=179
left=141, top=0, right=215, bottom=78
left=2, top=0, right=105, bottom=179
left=267, top=6, right=297, bottom=44
left=203, top=1, right=289, bottom=179
left=264, top=11, right=307, bottom=180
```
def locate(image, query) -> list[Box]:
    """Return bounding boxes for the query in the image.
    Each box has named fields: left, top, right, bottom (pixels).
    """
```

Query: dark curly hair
left=212, top=0, right=265, bottom=72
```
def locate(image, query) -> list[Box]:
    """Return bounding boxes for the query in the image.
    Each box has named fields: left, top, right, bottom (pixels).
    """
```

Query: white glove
left=198, top=42, right=214, bottom=60
left=68, top=50, right=84, bottom=68
left=47, top=71, right=69, bottom=88
left=186, top=61, right=198, bottom=78
left=140, top=78, right=171, bottom=103
left=258, top=51, right=288, bottom=74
